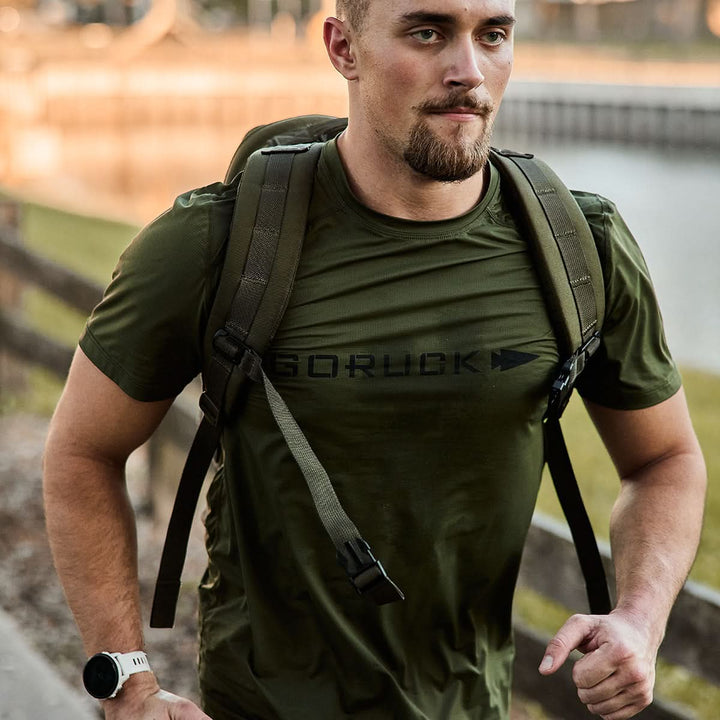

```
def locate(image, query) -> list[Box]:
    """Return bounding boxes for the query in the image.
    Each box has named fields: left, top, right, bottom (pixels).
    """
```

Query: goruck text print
left=267, top=349, right=539, bottom=379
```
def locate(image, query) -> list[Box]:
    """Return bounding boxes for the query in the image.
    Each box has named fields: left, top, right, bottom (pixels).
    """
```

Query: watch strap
left=114, top=650, right=151, bottom=680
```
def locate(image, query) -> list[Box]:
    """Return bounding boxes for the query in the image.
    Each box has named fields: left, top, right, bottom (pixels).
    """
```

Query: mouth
left=428, top=107, right=485, bottom=121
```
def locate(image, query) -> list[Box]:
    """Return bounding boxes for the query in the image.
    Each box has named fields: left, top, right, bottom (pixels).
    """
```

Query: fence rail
left=1, top=199, right=716, bottom=719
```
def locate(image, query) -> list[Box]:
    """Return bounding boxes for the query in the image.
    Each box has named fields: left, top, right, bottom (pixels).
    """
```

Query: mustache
left=417, top=92, right=494, bottom=116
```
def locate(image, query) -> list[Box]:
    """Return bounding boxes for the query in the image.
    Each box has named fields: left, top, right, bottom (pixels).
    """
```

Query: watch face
left=83, top=653, right=120, bottom=699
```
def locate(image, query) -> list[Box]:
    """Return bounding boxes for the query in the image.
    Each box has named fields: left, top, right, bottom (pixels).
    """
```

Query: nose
left=443, top=36, right=485, bottom=90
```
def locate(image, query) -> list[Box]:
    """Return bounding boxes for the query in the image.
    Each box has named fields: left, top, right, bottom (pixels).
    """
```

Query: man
left=43, top=1, right=706, bottom=719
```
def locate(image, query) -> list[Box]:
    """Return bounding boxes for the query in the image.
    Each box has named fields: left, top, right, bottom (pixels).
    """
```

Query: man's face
left=348, top=0, right=515, bottom=182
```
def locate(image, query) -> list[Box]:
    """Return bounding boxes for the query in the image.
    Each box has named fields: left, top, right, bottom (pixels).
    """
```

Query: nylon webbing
left=226, top=151, right=296, bottom=344
left=545, top=418, right=613, bottom=615
left=508, top=155, right=598, bottom=346
left=150, top=418, right=221, bottom=627
left=261, top=369, right=362, bottom=549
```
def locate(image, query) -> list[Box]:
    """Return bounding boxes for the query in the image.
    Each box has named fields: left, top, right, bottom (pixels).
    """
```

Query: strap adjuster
left=337, top=538, right=404, bottom=606
left=546, top=332, right=601, bottom=420
left=199, top=330, right=264, bottom=426
left=211, top=329, right=263, bottom=382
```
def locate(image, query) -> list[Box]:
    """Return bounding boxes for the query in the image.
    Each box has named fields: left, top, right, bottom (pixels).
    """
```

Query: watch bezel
left=83, top=652, right=121, bottom=699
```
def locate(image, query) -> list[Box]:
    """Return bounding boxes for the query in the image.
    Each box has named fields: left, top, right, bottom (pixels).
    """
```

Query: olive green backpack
left=150, top=115, right=610, bottom=628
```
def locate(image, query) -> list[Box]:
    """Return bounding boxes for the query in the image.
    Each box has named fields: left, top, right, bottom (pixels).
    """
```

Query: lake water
left=493, top=136, right=720, bottom=375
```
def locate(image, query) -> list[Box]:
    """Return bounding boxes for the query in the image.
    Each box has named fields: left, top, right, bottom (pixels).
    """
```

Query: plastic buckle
left=212, top=330, right=263, bottom=382
left=546, top=333, right=601, bottom=420
left=337, top=538, right=404, bottom=606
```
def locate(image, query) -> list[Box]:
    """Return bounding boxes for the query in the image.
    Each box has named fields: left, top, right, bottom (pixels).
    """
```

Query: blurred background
left=0, top=1, right=719, bottom=719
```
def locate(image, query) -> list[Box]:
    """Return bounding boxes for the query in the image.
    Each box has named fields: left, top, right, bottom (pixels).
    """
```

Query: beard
left=401, top=93, right=495, bottom=183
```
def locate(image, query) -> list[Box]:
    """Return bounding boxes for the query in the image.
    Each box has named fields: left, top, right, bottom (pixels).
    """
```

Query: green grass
left=0, top=191, right=138, bottom=414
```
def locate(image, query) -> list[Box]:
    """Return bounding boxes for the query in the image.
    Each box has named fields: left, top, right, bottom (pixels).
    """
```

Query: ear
left=323, top=16, right=359, bottom=81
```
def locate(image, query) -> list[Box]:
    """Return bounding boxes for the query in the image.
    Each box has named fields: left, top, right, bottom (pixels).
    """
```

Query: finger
left=572, top=642, right=617, bottom=689
left=583, top=682, right=653, bottom=720
left=539, top=614, right=598, bottom=675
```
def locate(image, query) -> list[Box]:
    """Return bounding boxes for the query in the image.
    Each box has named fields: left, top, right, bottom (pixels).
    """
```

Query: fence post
left=0, top=197, right=26, bottom=404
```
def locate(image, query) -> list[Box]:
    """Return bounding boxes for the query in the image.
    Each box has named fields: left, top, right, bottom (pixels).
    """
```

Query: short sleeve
left=79, top=181, right=236, bottom=401
left=573, top=192, right=681, bottom=410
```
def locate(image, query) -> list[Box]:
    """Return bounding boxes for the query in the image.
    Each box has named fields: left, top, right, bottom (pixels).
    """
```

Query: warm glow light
left=708, top=0, right=720, bottom=38
left=80, top=22, right=113, bottom=49
left=0, top=6, right=20, bottom=33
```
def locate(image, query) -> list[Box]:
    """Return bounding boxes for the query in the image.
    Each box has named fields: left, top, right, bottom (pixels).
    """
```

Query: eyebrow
left=397, top=11, right=517, bottom=28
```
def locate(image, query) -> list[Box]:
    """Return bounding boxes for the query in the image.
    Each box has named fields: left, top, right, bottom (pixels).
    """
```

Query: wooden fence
left=1, top=197, right=718, bottom=719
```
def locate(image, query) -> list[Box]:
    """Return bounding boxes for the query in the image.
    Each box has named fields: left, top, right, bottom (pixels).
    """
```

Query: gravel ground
left=0, top=412, right=543, bottom=720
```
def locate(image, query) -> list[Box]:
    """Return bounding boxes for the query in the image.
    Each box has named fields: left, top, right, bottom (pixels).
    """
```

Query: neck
left=336, top=128, right=488, bottom=222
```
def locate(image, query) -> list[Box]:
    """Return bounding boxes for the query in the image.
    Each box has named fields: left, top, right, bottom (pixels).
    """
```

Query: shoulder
left=80, top=178, right=240, bottom=401
left=129, top=179, right=238, bottom=268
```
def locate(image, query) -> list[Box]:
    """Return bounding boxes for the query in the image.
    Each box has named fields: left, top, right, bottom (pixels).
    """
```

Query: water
left=494, top=136, right=720, bottom=375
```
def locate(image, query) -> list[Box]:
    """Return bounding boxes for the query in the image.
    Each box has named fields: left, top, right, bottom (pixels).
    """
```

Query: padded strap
left=490, top=149, right=604, bottom=357
left=491, top=149, right=611, bottom=614
left=151, top=145, right=321, bottom=628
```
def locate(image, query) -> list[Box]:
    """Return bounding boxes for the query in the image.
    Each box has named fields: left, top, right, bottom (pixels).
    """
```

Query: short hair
left=335, top=0, right=371, bottom=32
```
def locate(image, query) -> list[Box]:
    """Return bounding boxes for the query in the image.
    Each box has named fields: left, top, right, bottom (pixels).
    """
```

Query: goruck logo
left=267, top=349, right=538, bottom=379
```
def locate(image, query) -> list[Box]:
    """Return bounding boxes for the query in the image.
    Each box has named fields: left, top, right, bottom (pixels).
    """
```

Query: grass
left=0, top=191, right=139, bottom=414
left=3, top=194, right=719, bottom=716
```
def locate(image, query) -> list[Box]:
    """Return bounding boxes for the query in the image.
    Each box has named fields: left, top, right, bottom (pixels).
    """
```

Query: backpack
left=150, top=115, right=610, bottom=628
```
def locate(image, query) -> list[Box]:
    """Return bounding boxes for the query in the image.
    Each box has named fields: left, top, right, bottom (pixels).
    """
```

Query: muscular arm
left=44, top=349, right=210, bottom=718
left=540, top=388, right=707, bottom=720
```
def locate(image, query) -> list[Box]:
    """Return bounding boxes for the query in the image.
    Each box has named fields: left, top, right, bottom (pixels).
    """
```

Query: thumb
left=539, top=614, right=596, bottom=676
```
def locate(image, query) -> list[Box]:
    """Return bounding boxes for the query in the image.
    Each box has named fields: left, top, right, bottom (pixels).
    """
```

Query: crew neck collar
left=318, top=138, right=500, bottom=239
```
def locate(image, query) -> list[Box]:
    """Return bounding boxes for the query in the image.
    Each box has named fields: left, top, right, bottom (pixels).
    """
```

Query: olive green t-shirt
left=80, top=141, right=680, bottom=720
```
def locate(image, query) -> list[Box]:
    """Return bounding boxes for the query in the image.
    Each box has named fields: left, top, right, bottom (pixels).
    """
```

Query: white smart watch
left=82, top=651, right=151, bottom=699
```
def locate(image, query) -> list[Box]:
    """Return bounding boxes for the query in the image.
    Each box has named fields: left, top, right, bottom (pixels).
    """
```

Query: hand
left=103, top=676, right=213, bottom=720
left=538, top=611, right=659, bottom=720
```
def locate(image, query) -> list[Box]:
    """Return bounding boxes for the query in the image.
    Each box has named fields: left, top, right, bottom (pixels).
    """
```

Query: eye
left=411, top=28, right=441, bottom=43
left=480, top=30, right=506, bottom=46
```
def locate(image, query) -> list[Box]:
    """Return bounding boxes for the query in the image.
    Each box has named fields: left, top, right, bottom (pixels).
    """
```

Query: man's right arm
left=43, top=348, right=211, bottom=719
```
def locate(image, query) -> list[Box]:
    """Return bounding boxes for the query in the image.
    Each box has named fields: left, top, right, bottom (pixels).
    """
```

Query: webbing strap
left=150, top=417, right=220, bottom=627
left=152, top=146, right=318, bottom=628
left=262, top=369, right=404, bottom=605
left=262, top=368, right=361, bottom=547
left=544, top=418, right=613, bottom=615
left=225, top=150, right=297, bottom=344
left=490, top=150, right=604, bottom=358
left=491, top=149, right=611, bottom=614
left=509, top=154, right=599, bottom=346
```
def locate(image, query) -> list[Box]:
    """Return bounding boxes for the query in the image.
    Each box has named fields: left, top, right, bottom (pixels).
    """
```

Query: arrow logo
left=491, top=349, right=539, bottom=372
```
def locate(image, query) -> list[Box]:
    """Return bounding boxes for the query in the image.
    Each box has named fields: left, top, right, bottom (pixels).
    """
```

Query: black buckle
left=337, top=538, right=404, bottom=606
left=211, top=329, right=263, bottom=382
left=546, top=333, right=601, bottom=420
left=199, top=330, right=263, bottom=426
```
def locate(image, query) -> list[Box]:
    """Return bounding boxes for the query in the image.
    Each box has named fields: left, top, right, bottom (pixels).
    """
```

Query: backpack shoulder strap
left=491, top=148, right=612, bottom=615
left=490, top=148, right=605, bottom=356
left=201, top=142, right=322, bottom=423
left=150, top=142, right=323, bottom=628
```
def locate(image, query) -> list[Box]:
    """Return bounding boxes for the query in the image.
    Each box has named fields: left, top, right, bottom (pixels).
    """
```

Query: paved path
left=0, top=607, right=98, bottom=719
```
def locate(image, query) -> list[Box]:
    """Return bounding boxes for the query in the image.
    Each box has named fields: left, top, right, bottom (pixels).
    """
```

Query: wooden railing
left=1, top=197, right=716, bottom=719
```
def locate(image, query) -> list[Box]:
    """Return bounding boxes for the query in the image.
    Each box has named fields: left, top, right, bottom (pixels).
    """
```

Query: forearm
left=610, top=448, right=706, bottom=643
left=43, top=448, right=146, bottom=655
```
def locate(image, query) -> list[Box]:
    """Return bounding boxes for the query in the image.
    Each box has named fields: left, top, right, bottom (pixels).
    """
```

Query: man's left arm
left=539, top=387, right=707, bottom=720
